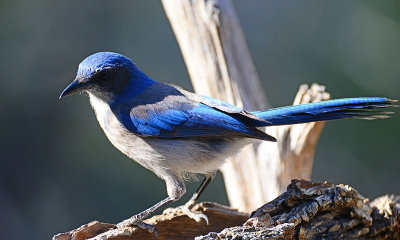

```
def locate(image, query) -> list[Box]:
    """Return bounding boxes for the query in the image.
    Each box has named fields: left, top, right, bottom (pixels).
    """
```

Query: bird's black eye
left=96, top=70, right=110, bottom=80
left=90, top=66, right=130, bottom=94
left=93, top=69, right=116, bottom=87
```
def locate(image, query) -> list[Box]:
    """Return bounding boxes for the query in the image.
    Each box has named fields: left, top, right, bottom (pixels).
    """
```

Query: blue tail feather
left=252, top=97, right=397, bottom=126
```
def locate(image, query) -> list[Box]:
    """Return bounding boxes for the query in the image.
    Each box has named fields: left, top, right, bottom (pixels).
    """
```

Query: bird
left=60, top=52, right=397, bottom=232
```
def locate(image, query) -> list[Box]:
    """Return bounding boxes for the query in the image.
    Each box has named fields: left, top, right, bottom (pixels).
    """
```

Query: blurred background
left=1, top=0, right=399, bottom=239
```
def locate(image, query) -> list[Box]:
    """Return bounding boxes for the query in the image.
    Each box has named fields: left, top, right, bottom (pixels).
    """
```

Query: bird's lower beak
left=59, top=79, right=87, bottom=99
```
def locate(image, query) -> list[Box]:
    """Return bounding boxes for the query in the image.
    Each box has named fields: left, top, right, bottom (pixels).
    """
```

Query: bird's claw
left=164, top=200, right=209, bottom=224
left=182, top=204, right=209, bottom=224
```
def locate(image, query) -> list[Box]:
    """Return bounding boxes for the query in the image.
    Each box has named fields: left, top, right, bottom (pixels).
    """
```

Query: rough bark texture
left=161, top=0, right=329, bottom=212
left=196, top=180, right=400, bottom=240
left=53, top=180, right=400, bottom=240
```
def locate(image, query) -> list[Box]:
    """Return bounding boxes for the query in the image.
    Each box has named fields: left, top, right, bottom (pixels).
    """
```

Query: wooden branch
left=53, top=203, right=249, bottom=240
left=53, top=180, right=400, bottom=240
left=161, top=0, right=329, bottom=212
left=262, top=84, right=330, bottom=195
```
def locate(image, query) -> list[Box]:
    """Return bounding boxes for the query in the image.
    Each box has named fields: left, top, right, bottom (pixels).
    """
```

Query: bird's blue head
left=60, top=52, right=147, bottom=100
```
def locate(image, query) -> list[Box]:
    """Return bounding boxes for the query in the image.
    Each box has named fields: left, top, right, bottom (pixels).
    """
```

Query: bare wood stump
left=161, top=0, right=330, bottom=212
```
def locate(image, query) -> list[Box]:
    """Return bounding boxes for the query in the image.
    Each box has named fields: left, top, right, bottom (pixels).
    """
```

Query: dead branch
left=161, top=0, right=329, bottom=212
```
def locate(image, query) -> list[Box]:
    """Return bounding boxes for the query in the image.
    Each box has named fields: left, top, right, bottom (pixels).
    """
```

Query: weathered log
left=161, top=0, right=328, bottom=212
left=197, top=180, right=400, bottom=240
left=53, top=203, right=249, bottom=240
left=53, top=180, right=400, bottom=240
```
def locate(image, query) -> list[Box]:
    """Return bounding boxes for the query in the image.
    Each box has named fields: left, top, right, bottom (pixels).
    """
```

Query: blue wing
left=126, top=104, right=275, bottom=140
left=111, top=82, right=276, bottom=141
left=179, top=88, right=269, bottom=123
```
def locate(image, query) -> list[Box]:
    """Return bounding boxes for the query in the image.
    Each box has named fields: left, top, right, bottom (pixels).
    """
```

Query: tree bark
left=161, top=0, right=329, bottom=212
left=53, top=180, right=400, bottom=240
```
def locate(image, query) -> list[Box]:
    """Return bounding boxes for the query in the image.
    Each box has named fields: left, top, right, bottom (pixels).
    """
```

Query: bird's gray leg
left=188, top=174, right=214, bottom=204
left=116, top=196, right=174, bottom=233
left=181, top=174, right=214, bottom=224
left=116, top=174, right=186, bottom=237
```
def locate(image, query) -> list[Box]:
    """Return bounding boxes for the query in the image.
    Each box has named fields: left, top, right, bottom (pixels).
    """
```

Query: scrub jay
left=60, top=52, right=397, bottom=231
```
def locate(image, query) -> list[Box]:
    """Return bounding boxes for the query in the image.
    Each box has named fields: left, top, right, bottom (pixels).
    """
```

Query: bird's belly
left=139, top=137, right=250, bottom=175
left=101, top=114, right=250, bottom=176
left=105, top=126, right=249, bottom=176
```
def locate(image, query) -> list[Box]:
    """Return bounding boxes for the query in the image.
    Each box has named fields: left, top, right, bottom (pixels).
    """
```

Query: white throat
left=88, top=92, right=111, bottom=130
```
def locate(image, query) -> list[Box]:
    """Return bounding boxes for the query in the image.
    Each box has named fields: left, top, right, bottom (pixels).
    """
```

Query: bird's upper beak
left=59, top=78, right=88, bottom=99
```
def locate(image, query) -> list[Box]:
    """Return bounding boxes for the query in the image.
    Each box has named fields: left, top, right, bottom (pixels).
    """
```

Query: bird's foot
left=164, top=200, right=209, bottom=224
left=116, top=216, right=158, bottom=239
left=182, top=201, right=209, bottom=224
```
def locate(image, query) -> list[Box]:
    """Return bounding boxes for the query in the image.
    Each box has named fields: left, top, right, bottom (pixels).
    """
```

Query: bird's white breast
left=88, top=93, right=176, bottom=176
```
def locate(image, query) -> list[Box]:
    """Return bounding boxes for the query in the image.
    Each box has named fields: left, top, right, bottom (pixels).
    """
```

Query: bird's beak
left=59, top=78, right=87, bottom=99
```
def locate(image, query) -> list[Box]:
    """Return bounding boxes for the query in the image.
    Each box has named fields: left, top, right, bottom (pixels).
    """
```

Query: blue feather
left=252, top=97, right=396, bottom=126
left=108, top=79, right=276, bottom=140
left=120, top=101, right=274, bottom=140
